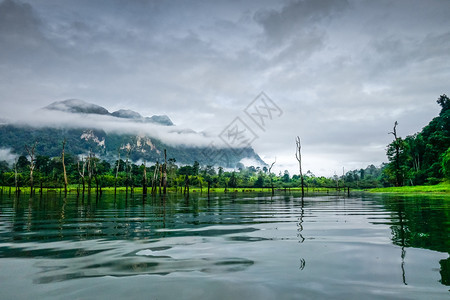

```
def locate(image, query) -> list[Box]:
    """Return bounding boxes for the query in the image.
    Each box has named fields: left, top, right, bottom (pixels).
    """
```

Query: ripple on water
left=0, top=192, right=448, bottom=299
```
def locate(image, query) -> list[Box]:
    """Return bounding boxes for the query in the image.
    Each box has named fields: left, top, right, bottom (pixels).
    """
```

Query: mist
left=0, top=148, right=17, bottom=165
left=8, top=108, right=224, bottom=149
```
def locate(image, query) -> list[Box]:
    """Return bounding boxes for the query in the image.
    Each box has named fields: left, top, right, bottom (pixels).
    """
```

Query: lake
left=0, top=191, right=449, bottom=299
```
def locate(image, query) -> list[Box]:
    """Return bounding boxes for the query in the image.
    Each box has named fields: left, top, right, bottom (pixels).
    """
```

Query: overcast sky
left=1, top=0, right=449, bottom=176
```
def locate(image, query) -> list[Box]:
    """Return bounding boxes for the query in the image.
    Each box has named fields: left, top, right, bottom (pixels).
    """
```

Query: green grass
left=0, top=185, right=348, bottom=195
left=368, top=182, right=450, bottom=194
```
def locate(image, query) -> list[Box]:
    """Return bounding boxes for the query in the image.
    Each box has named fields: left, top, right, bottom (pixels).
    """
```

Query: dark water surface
left=0, top=192, right=449, bottom=299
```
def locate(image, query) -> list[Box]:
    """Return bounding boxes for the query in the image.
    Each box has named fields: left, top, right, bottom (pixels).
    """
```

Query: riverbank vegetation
left=383, top=94, right=450, bottom=187
left=0, top=155, right=366, bottom=196
left=369, top=182, right=450, bottom=194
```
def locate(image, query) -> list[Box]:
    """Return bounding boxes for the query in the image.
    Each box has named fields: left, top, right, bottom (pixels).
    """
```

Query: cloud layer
left=1, top=0, right=449, bottom=175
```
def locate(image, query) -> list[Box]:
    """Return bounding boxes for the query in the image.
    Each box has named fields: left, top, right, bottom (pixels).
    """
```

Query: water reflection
left=0, top=191, right=449, bottom=297
left=1, top=192, right=276, bottom=283
left=378, top=195, right=450, bottom=286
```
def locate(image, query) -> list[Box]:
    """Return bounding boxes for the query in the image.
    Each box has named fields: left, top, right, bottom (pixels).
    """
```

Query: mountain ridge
left=0, top=99, right=266, bottom=168
left=44, top=99, right=174, bottom=126
left=0, top=124, right=265, bottom=168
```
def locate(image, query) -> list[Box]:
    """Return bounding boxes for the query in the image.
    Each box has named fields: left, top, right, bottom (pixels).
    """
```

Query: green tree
left=383, top=95, right=450, bottom=185
left=442, top=147, right=450, bottom=180
left=386, top=122, right=409, bottom=186
left=192, top=161, right=199, bottom=176
left=16, top=155, right=29, bottom=172
left=229, top=171, right=238, bottom=188
left=437, top=94, right=450, bottom=115
left=282, top=170, right=290, bottom=183
left=254, top=172, right=264, bottom=188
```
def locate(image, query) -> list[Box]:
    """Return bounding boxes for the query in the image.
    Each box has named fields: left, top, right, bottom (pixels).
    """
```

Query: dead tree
left=158, top=164, right=163, bottom=195
left=268, top=158, right=276, bottom=196
left=78, top=156, right=87, bottom=196
left=25, top=141, right=38, bottom=196
left=334, top=172, right=339, bottom=191
left=207, top=178, right=211, bottom=195
left=61, top=139, right=68, bottom=195
left=93, top=155, right=100, bottom=197
left=151, top=161, right=159, bottom=196
left=125, top=149, right=131, bottom=195
left=184, top=174, right=190, bottom=195
left=162, top=149, right=167, bottom=194
left=129, top=163, right=134, bottom=195
left=14, top=157, right=19, bottom=195
left=114, top=147, right=121, bottom=196
left=389, top=121, right=403, bottom=187
left=86, top=150, right=94, bottom=194
left=142, top=161, right=147, bottom=196
left=295, top=136, right=305, bottom=197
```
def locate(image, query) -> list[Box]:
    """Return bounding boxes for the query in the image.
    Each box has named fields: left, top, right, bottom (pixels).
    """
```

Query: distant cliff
left=0, top=99, right=265, bottom=167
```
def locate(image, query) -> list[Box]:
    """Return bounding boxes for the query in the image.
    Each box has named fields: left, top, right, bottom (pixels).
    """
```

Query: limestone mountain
left=0, top=99, right=265, bottom=167
left=44, top=99, right=174, bottom=126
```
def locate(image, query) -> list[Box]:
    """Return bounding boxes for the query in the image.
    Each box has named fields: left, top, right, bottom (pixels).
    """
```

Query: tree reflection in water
left=383, top=196, right=450, bottom=286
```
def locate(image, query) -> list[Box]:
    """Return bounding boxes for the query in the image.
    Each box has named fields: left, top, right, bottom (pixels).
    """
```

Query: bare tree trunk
left=335, top=172, right=339, bottom=191
left=207, top=181, right=210, bottom=195
left=14, top=158, right=18, bottom=195
left=143, top=161, right=147, bottom=197
left=268, top=158, right=276, bottom=196
left=163, top=149, right=167, bottom=194
left=78, top=157, right=87, bottom=197
left=130, top=163, right=134, bottom=195
left=93, top=156, right=99, bottom=197
left=295, top=136, right=304, bottom=197
left=184, top=174, right=189, bottom=195
left=62, top=139, right=68, bottom=195
left=389, top=121, right=402, bottom=187
left=151, top=162, right=159, bottom=196
left=86, top=150, right=94, bottom=195
left=125, top=149, right=130, bottom=196
left=115, top=148, right=121, bottom=196
left=159, top=165, right=162, bottom=195
left=82, top=177, right=85, bottom=196
left=25, top=141, right=38, bottom=196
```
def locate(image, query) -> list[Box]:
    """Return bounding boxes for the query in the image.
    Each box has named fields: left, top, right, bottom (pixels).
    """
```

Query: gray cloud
left=254, top=0, right=349, bottom=43
left=0, top=0, right=449, bottom=176
left=0, top=0, right=41, bottom=37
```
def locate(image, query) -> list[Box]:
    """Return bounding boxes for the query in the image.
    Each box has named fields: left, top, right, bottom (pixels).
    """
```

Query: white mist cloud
left=0, top=148, right=18, bottom=165
left=9, top=108, right=227, bottom=149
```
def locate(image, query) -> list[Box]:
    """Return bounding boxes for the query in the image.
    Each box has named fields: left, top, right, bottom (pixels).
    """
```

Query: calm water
left=0, top=191, right=449, bottom=299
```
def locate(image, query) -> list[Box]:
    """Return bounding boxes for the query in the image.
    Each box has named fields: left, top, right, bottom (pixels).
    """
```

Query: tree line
left=0, top=146, right=388, bottom=196
left=0, top=94, right=447, bottom=195
left=384, top=94, right=450, bottom=186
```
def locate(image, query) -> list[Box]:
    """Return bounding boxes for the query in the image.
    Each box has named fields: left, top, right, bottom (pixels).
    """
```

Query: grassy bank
left=368, top=182, right=450, bottom=194
left=0, top=185, right=349, bottom=196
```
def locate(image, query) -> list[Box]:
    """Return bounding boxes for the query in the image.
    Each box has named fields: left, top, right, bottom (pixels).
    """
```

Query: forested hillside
left=0, top=125, right=263, bottom=168
left=0, top=95, right=448, bottom=191
left=384, top=94, right=450, bottom=186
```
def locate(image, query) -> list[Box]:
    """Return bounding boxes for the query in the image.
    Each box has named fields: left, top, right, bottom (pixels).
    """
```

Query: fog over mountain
left=45, top=99, right=110, bottom=115
left=44, top=99, right=174, bottom=126
left=33, top=99, right=207, bottom=146
left=0, top=99, right=265, bottom=167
